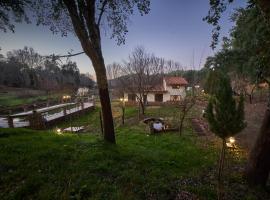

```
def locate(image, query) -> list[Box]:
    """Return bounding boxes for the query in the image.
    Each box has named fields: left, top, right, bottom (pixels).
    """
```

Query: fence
left=0, top=100, right=95, bottom=129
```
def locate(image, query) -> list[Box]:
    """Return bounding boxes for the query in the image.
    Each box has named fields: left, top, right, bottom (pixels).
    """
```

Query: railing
left=0, top=99, right=95, bottom=129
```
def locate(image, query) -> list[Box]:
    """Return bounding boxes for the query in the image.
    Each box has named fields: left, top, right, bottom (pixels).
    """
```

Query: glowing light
left=226, top=137, right=236, bottom=148
left=229, top=137, right=235, bottom=144
left=63, top=95, right=71, bottom=100
left=56, top=128, right=62, bottom=134
left=120, top=98, right=123, bottom=101
left=226, top=142, right=232, bottom=147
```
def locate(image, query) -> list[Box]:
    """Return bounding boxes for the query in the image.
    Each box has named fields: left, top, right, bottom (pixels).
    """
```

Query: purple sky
left=0, top=0, right=246, bottom=76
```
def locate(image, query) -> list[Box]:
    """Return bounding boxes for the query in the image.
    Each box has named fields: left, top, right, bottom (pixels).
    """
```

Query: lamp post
left=120, top=98, right=128, bottom=125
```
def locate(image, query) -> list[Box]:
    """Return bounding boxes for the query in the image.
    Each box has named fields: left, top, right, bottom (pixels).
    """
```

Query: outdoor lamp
left=229, top=137, right=235, bottom=144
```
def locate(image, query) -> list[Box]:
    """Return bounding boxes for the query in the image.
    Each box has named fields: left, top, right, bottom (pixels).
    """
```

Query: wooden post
left=63, top=106, right=67, bottom=116
left=29, top=108, right=45, bottom=129
left=7, top=111, right=14, bottom=128
left=81, top=102, right=84, bottom=110
left=93, top=96, right=95, bottom=106
left=122, top=106, right=125, bottom=125
left=99, top=111, right=104, bottom=135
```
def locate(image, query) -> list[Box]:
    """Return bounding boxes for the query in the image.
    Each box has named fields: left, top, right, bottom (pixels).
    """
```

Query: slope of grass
left=1, top=104, right=269, bottom=200
left=0, top=128, right=218, bottom=200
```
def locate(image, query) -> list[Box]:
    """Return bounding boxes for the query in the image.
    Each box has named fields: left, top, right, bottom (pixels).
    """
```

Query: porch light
left=120, top=98, right=128, bottom=125
left=120, top=98, right=128, bottom=102
left=63, top=95, right=71, bottom=100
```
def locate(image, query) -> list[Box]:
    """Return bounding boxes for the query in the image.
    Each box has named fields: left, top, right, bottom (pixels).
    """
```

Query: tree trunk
left=98, top=84, right=115, bottom=143
left=179, top=114, right=185, bottom=136
left=245, top=108, right=270, bottom=186
left=248, top=94, right=253, bottom=104
left=97, top=79, right=115, bottom=144
left=93, top=58, right=116, bottom=144
left=218, top=138, right=226, bottom=200
left=62, top=0, right=116, bottom=143
left=139, top=100, right=145, bottom=116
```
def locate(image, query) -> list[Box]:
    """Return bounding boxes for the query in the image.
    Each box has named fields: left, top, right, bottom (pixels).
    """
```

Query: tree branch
left=44, top=51, right=85, bottom=59
left=97, top=0, right=108, bottom=27
left=63, top=0, right=98, bottom=60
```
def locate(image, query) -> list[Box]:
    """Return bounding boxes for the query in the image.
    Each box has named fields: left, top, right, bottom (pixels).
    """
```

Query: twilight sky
left=0, top=0, right=246, bottom=76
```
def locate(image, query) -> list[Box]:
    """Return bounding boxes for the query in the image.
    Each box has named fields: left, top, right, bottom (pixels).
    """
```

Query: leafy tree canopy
left=204, top=4, right=270, bottom=82
left=1, top=0, right=150, bottom=45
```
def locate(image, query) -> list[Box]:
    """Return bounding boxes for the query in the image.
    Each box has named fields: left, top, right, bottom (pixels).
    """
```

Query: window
left=128, top=94, right=136, bottom=101
left=172, top=85, right=180, bottom=89
left=170, top=95, right=181, bottom=101
left=155, top=94, right=163, bottom=102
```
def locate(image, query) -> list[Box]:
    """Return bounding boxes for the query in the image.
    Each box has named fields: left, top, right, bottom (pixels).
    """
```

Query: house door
left=143, top=95, right=147, bottom=103
left=154, top=94, right=163, bottom=102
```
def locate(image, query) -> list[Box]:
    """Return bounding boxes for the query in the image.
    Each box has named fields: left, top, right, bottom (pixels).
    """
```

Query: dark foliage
left=0, top=47, right=94, bottom=90
left=205, top=70, right=245, bottom=139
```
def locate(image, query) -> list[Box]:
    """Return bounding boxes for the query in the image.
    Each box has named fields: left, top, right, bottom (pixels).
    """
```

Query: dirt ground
left=191, top=98, right=268, bottom=153
left=237, top=102, right=268, bottom=152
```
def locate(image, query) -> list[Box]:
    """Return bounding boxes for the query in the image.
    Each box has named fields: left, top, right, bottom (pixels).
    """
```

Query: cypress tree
left=205, top=70, right=245, bottom=199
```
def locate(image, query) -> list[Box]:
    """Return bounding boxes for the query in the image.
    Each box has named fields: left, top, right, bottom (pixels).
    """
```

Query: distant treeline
left=0, top=47, right=95, bottom=91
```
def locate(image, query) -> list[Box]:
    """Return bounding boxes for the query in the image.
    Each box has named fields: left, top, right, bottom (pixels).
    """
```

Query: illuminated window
left=172, top=85, right=180, bottom=89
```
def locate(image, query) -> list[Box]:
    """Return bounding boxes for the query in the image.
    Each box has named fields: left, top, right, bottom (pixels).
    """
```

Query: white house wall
left=124, top=93, right=156, bottom=102
left=124, top=83, right=186, bottom=102
left=124, top=93, right=128, bottom=100
left=167, top=86, right=185, bottom=96
left=163, top=93, right=170, bottom=102
left=147, top=93, right=155, bottom=102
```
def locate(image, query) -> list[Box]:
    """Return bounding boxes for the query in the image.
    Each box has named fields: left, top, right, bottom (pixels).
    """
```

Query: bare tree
left=178, top=94, right=196, bottom=135
left=2, top=0, right=150, bottom=144
left=7, top=46, right=43, bottom=69
left=121, top=47, right=163, bottom=116
left=106, top=62, right=121, bottom=80
left=106, top=62, right=126, bottom=98
left=164, top=59, right=183, bottom=76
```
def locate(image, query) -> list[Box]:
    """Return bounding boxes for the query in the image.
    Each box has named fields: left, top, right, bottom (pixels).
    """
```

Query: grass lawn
left=0, top=104, right=269, bottom=200
left=0, top=128, right=218, bottom=200
left=0, top=93, right=61, bottom=108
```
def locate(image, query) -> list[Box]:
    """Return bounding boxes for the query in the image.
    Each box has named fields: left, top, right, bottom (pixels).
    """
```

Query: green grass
left=0, top=94, right=60, bottom=108
left=1, top=105, right=269, bottom=200
left=0, top=128, right=217, bottom=200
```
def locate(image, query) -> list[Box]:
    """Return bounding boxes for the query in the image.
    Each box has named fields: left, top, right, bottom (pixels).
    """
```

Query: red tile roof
left=164, top=76, right=188, bottom=85
left=151, top=84, right=166, bottom=92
